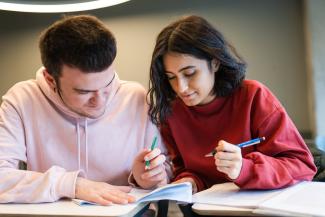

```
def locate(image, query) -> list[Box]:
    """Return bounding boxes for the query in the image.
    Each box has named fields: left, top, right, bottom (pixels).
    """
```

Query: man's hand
left=214, top=140, right=243, bottom=180
left=75, top=177, right=135, bottom=205
left=132, top=148, right=167, bottom=189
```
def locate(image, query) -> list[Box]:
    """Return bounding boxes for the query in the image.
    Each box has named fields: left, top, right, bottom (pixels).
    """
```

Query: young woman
left=148, top=15, right=316, bottom=194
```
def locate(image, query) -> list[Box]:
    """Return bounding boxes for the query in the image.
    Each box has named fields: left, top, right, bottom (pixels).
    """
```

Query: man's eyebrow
left=165, top=65, right=195, bottom=74
left=73, top=73, right=115, bottom=92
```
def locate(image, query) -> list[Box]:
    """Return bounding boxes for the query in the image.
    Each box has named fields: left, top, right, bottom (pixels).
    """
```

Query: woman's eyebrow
left=165, top=65, right=195, bottom=74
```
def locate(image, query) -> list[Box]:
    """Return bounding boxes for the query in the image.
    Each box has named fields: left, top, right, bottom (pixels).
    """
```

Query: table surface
left=0, top=200, right=147, bottom=217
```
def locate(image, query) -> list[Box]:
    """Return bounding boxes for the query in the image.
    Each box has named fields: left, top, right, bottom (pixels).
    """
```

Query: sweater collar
left=174, top=96, right=227, bottom=116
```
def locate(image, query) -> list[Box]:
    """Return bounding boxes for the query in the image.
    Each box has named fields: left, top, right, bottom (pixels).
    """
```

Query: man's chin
left=83, top=109, right=106, bottom=119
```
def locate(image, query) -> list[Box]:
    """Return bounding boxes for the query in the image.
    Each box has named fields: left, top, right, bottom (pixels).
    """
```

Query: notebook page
left=130, top=182, right=192, bottom=203
left=258, top=181, right=325, bottom=217
left=193, top=182, right=282, bottom=208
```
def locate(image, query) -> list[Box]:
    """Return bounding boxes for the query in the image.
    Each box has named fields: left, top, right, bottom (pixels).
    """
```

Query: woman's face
left=163, top=52, right=218, bottom=106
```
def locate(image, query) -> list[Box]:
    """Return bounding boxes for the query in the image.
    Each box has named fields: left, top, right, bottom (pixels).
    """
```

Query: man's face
left=56, top=64, right=115, bottom=119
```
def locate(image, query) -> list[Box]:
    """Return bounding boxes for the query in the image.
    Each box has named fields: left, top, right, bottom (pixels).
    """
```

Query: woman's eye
left=165, top=74, right=176, bottom=80
left=184, top=71, right=196, bottom=77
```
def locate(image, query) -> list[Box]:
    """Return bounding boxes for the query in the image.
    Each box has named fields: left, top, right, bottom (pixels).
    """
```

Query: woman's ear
left=43, top=69, right=57, bottom=92
left=211, top=59, right=220, bottom=72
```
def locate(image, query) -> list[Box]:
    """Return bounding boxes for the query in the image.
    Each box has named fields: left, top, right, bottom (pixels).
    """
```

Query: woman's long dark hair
left=148, top=15, right=247, bottom=125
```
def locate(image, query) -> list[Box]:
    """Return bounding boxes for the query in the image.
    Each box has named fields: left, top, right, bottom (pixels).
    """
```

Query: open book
left=73, top=182, right=192, bottom=206
left=193, top=181, right=325, bottom=217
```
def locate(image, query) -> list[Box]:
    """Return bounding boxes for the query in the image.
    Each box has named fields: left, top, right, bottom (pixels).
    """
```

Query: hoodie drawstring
left=85, top=118, right=89, bottom=174
left=76, top=119, right=89, bottom=176
left=76, top=122, right=81, bottom=170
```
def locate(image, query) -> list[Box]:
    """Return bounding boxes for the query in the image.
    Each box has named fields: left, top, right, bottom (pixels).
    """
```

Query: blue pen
left=204, top=137, right=265, bottom=157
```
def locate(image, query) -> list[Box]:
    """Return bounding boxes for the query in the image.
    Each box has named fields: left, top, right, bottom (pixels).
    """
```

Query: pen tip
left=261, top=137, right=265, bottom=141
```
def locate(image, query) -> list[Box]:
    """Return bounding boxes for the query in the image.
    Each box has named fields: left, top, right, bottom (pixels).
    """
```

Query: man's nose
left=90, top=90, right=107, bottom=104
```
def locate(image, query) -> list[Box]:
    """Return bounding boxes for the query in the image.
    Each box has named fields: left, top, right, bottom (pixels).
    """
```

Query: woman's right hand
left=75, top=177, right=135, bottom=205
left=172, top=177, right=198, bottom=194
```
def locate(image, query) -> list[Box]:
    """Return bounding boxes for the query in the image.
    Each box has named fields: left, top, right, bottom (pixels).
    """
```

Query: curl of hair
left=148, top=15, right=247, bottom=125
left=39, top=15, right=116, bottom=81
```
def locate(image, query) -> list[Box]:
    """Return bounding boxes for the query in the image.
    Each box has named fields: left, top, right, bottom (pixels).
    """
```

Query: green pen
left=145, top=136, right=158, bottom=169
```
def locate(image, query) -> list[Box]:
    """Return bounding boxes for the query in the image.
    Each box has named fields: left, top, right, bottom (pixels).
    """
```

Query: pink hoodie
left=0, top=67, right=166, bottom=203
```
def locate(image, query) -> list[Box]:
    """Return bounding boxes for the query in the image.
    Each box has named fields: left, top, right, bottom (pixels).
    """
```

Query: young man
left=0, top=15, right=169, bottom=205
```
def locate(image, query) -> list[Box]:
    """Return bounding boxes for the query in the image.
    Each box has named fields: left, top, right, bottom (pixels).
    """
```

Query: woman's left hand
left=214, top=140, right=243, bottom=180
left=132, top=148, right=168, bottom=189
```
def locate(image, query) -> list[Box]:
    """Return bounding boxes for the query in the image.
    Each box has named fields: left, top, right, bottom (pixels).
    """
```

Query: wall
left=304, top=0, right=325, bottom=141
left=0, top=0, right=310, bottom=133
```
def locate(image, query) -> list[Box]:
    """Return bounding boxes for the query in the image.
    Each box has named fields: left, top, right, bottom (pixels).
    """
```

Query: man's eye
left=77, top=91, right=89, bottom=95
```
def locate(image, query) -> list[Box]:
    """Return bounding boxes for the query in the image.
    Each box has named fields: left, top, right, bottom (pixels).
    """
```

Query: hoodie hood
left=35, top=67, right=121, bottom=175
left=35, top=67, right=121, bottom=120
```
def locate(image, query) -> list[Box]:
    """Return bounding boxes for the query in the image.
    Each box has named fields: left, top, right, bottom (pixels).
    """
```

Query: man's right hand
left=75, top=177, right=136, bottom=205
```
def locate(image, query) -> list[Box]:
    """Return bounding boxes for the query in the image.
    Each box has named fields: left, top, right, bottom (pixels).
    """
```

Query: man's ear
left=211, top=59, right=220, bottom=72
left=43, top=69, right=57, bottom=92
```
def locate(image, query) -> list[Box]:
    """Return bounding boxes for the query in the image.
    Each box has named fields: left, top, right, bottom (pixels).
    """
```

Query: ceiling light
left=0, top=0, right=130, bottom=13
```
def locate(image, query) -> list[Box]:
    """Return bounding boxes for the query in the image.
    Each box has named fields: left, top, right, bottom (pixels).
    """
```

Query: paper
left=130, top=182, right=192, bottom=203
left=192, top=182, right=282, bottom=208
left=73, top=182, right=192, bottom=206
left=257, top=181, right=325, bottom=217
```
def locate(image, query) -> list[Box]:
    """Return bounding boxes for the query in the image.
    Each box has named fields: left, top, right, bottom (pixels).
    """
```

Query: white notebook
left=256, top=181, right=325, bottom=217
left=193, top=181, right=325, bottom=217
left=74, top=182, right=192, bottom=206
left=193, top=182, right=282, bottom=208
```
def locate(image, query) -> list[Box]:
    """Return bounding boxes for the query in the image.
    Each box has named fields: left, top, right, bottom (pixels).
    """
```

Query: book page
left=193, top=182, right=282, bottom=208
left=258, top=181, right=325, bottom=217
left=73, top=182, right=192, bottom=206
left=130, top=182, right=192, bottom=203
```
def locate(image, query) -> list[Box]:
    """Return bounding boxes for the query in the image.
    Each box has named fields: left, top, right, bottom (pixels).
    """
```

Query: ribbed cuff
left=56, top=170, right=83, bottom=199
left=234, top=158, right=254, bottom=187
left=127, top=172, right=138, bottom=188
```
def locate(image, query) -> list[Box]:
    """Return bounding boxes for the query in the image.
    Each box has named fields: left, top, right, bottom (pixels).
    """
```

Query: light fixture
left=0, top=0, right=131, bottom=13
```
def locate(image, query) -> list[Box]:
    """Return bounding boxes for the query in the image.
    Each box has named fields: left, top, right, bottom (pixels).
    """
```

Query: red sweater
left=161, top=80, right=316, bottom=191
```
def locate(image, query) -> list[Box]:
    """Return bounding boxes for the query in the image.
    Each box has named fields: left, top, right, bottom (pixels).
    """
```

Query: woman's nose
left=177, top=78, right=188, bottom=93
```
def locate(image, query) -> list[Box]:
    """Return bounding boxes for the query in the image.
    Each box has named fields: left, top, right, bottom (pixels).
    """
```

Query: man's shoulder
left=119, top=80, right=146, bottom=96
left=3, top=79, right=40, bottom=102
left=7, top=79, right=37, bottom=92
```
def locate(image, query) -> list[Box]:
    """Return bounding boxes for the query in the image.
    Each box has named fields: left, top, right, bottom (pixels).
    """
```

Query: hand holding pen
left=207, top=137, right=265, bottom=180
left=131, top=135, right=168, bottom=189
left=145, top=136, right=158, bottom=169
left=205, top=137, right=265, bottom=157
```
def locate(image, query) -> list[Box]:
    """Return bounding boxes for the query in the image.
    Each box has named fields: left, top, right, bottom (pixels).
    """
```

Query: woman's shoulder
left=239, top=80, right=274, bottom=98
left=239, top=79, right=283, bottom=110
left=242, top=79, right=267, bottom=90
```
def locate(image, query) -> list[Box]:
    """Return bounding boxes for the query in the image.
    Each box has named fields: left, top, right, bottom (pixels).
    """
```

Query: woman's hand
left=173, top=177, right=198, bottom=194
left=214, top=140, right=243, bottom=180
left=132, top=148, right=167, bottom=189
